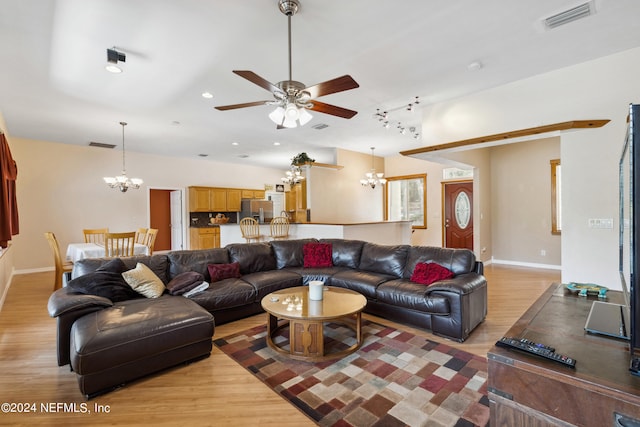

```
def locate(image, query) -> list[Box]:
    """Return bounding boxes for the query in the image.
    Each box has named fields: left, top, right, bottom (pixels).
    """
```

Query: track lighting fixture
left=372, top=96, right=421, bottom=140
left=105, top=47, right=126, bottom=73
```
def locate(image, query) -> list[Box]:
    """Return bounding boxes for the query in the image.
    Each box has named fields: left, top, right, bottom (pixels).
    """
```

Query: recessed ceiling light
left=238, top=154, right=249, bottom=158
left=198, top=154, right=208, bottom=157
left=202, top=92, right=213, bottom=99
left=232, top=142, right=239, bottom=146
left=467, top=61, right=483, bottom=71
left=274, top=142, right=281, bottom=146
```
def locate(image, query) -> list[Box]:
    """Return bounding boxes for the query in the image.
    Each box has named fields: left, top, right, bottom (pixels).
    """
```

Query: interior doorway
left=442, top=181, right=473, bottom=250
left=149, top=188, right=184, bottom=251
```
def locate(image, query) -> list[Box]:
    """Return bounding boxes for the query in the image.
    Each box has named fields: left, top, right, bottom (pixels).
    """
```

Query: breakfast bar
left=218, top=220, right=412, bottom=247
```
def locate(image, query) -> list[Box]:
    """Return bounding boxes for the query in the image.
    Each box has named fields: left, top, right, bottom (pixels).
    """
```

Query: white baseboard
left=491, top=258, right=561, bottom=270
left=0, top=268, right=15, bottom=313
left=13, top=266, right=53, bottom=275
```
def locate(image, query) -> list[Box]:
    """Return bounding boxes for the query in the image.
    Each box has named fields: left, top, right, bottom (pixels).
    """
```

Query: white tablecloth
left=66, top=242, right=149, bottom=262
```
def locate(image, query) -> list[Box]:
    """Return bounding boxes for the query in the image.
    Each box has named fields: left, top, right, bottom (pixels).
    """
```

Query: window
left=551, top=159, right=561, bottom=235
left=385, top=174, right=427, bottom=229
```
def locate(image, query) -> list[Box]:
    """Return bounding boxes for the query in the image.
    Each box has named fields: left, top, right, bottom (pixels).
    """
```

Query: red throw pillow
left=410, top=262, right=454, bottom=285
left=207, top=262, right=241, bottom=283
left=303, top=243, right=333, bottom=268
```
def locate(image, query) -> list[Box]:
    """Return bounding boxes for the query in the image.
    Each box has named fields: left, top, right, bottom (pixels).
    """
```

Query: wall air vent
left=543, top=2, right=594, bottom=30
left=89, top=141, right=116, bottom=149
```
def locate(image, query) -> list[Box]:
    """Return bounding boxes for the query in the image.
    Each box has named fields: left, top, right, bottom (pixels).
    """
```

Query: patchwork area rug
left=214, top=320, right=489, bottom=427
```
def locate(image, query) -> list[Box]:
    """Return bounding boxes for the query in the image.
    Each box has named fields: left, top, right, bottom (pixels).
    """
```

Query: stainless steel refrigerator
left=240, top=199, right=273, bottom=224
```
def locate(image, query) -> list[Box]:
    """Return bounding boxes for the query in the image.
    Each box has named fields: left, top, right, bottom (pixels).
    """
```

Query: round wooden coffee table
left=261, top=286, right=367, bottom=361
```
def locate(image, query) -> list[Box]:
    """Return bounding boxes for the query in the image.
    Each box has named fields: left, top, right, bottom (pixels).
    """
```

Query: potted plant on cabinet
left=291, top=152, right=315, bottom=166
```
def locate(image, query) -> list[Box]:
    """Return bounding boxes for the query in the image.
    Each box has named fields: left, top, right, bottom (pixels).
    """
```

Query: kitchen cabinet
left=189, top=227, right=220, bottom=249
left=241, top=189, right=266, bottom=199
left=227, top=189, right=241, bottom=211
left=190, top=186, right=260, bottom=212
left=189, top=187, right=212, bottom=212
left=210, top=188, right=228, bottom=211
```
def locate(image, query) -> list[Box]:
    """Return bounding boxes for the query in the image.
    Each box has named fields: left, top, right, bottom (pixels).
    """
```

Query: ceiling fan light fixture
left=298, top=107, right=313, bottom=126
left=269, top=106, right=285, bottom=124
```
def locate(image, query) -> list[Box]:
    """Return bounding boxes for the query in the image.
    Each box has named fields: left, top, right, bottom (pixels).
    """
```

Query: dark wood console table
left=488, top=283, right=640, bottom=426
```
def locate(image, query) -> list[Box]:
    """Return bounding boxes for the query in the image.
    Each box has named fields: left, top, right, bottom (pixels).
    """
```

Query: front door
left=443, top=181, right=473, bottom=250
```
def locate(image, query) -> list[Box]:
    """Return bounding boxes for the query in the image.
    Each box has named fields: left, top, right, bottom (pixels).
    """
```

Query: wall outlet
left=540, top=249, right=546, bottom=256
left=588, top=218, right=613, bottom=229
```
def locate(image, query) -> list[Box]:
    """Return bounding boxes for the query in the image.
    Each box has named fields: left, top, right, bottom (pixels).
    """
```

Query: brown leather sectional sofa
left=48, top=238, right=487, bottom=397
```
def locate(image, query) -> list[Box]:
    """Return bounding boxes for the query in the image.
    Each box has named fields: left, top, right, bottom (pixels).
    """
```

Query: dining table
left=66, top=242, right=149, bottom=263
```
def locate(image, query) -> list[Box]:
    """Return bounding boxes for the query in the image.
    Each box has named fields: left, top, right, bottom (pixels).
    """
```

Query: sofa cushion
left=241, top=270, right=302, bottom=301
left=329, top=269, right=395, bottom=299
left=67, top=258, right=141, bottom=302
left=122, top=263, right=166, bottom=298
left=188, top=279, right=257, bottom=312
left=303, top=242, right=333, bottom=268
left=227, top=243, right=276, bottom=274
left=166, top=271, right=205, bottom=296
left=72, top=255, right=170, bottom=284
left=271, top=238, right=317, bottom=269
left=168, top=249, right=230, bottom=282
left=404, top=246, right=476, bottom=278
left=320, top=239, right=365, bottom=269
left=410, top=262, right=454, bottom=285
left=358, top=243, right=409, bottom=278
left=208, top=262, right=241, bottom=282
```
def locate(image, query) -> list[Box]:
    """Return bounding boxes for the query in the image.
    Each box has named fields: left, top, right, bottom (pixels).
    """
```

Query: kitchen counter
left=218, top=221, right=412, bottom=247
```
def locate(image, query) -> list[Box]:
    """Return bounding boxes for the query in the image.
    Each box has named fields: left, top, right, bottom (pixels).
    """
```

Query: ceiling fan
left=214, top=0, right=359, bottom=129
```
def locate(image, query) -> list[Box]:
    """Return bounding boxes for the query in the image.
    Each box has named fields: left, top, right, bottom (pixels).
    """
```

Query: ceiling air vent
left=89, top=141, right=116, bottom=149
left=312, top=123, right=329, bottom=130
left=543, top=2, right=594, bottom=30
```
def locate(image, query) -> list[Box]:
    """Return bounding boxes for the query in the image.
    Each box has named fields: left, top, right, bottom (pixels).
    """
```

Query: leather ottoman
left=70, top=295, right=214, bottom=398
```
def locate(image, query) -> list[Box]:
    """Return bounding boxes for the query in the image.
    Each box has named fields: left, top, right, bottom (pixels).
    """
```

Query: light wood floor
left=0, top=264, right=559, bottom=426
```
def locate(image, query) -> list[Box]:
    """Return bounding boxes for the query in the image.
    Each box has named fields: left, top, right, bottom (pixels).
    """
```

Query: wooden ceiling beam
left=399, top=120, right=610, bottom=156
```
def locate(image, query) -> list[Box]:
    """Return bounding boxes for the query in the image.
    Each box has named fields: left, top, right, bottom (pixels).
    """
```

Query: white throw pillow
left=122, top=262, right=165, bottom=298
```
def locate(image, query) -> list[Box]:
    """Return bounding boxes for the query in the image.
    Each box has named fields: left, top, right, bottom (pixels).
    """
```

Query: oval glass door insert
left=455, top=191, right=471, bottom=229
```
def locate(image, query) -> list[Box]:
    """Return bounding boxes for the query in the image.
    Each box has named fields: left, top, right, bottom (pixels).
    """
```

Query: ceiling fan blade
left=304, top=75, right=359, bottom=99
left=214, top=101, right=270, bottom=111
left=232, top=70, right=283, bottom=95
left=308, top=101, right=358, bottom=119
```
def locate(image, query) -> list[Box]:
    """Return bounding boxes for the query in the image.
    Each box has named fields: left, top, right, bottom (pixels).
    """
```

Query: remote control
left=496, top=337, right=576, bottom=368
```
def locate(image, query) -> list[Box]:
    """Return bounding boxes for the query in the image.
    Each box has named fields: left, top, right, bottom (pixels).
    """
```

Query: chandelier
left=360, top=147, right=386, bottom=189
left=281, top=165, right=305, bottom=185
left=103, top=121, right=143, bottom=192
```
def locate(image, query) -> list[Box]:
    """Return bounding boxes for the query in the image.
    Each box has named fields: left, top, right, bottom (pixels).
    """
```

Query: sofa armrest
left=474, top=261, right=484, bottom=275
left=48, top=288, right=114, bottom=367
left=424, top=273, right=486, bottom=296
left=48, top=288, right=113, bottom=318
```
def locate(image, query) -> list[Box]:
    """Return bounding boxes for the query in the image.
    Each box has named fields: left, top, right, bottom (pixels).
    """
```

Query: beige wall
left=9, top=136, right=284, bottom=272
left=308, top=148, right=385, bottom=223
left=412, top=46, right=640, bottom=289
left=6, top=134, right=392, bottom=272
left=489, top=137, right=561, bottom=267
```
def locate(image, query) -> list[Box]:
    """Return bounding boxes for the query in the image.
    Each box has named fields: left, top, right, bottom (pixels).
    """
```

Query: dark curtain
left=0, top=132, right=18, bottom=247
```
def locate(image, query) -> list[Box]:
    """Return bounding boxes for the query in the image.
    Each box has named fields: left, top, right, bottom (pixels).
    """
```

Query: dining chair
left=83, top=228, right=108, bottom=245
left=143, top=228, right=158, bottom=255
left=104, top=232, right=136, bottom=257
left=44, top=232, right=73, bottom=292
left=239, top=217, right=262, bottom=243
left=135, top=228, right=148, bottom=244
left=269, top=216, right=290, bottom=240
